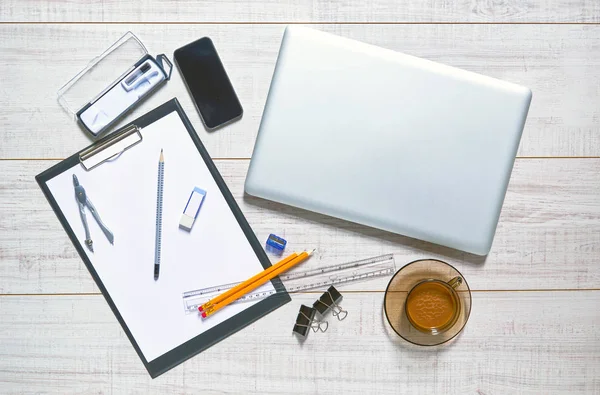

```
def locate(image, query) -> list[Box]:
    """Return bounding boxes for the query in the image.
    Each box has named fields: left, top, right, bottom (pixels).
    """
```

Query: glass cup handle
left=447, top=276, right=463, bottom=289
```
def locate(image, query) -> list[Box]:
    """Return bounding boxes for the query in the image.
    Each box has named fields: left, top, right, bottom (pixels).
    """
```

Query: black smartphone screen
left=174, top=38, right=243, bottom=130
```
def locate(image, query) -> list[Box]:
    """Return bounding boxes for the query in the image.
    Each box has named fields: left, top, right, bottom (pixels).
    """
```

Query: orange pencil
left=198, top=252, right=298, bottom=312
left=201, top=249, right=314, bottom=319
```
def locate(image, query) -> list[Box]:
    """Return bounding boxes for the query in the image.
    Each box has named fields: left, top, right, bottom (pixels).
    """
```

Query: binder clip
left=292, top=305, right=328, bottom=338
left=313, top=286, right=347, bottom=321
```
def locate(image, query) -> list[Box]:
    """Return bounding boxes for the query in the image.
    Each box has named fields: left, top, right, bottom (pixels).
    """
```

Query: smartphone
left=174, top=38, right=243, bottom=130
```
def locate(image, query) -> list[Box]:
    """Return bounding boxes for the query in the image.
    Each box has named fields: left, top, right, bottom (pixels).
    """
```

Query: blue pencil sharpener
left=266, top=234, right=287, bottom=255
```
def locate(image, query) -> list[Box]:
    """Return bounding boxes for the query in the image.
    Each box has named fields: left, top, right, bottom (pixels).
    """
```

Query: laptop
left=245, top=26, right=532, bottom=256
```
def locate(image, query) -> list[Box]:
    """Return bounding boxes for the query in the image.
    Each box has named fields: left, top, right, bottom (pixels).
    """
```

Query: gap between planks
left=1, top=157, right=600, bottom=162
left=2, top=289, right=600, bottom=297
left=0, top=21, right=600, bottom=25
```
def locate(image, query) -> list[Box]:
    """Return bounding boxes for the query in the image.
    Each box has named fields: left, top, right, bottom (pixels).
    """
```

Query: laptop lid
left=245, top=26, right=532, bottom=255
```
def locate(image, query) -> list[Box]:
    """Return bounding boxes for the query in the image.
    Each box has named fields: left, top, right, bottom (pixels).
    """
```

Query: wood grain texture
left=1, top=1, right=600, bottom=390
left=1, top=0, right=599, bottom=23
left=1, top=159, right=599, bottom=294
left=1, top=24, right=600, bottom=159
left=0, top=292, right=599, bottom=394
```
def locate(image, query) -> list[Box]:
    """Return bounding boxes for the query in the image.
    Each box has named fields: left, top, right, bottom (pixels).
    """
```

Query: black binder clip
left=313, top=286, right=347, bottom=321
left=292, top=305, right=328, bottom=338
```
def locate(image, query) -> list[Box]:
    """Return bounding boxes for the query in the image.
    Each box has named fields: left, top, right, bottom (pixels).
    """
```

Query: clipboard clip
left=79, top=124, right=143, bottom=171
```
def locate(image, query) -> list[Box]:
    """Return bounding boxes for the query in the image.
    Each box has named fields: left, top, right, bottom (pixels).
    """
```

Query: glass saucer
left=383, top=259, right=472, bottom=346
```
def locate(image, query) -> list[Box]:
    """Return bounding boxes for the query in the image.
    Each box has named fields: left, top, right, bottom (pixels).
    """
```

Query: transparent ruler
left=182, top=253, right=396, bottom=314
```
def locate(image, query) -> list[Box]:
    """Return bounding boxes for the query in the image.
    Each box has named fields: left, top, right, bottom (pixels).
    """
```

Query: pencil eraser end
left=201, top=312, right=207, bottom=318
left=198, top=306, right=204, bottom=312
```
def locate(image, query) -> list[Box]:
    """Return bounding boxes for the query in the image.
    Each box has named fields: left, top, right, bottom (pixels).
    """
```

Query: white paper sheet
left=47, top=111, right=274, bottom=362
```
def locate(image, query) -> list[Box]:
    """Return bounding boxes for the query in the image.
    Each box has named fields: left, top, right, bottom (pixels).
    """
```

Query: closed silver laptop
left=245, top=26, right=532, bottom=255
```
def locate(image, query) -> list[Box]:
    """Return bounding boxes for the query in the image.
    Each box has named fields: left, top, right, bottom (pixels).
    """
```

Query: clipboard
left=36, top=98, right=290, bottom=378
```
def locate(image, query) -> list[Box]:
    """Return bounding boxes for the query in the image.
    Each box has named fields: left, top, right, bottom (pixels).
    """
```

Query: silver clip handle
left=79, top=124, right=142, bottom=171
left=313, top=320, right=328, bottom=333
left=331, top=305, right=348, bottom=321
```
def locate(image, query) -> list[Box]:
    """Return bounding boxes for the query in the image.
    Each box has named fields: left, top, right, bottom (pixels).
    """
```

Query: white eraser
left=179, top=187, right=206, bottom=232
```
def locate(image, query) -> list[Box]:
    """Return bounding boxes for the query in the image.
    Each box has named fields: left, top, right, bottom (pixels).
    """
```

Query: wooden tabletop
left=1, top=1, right=599, bottom=394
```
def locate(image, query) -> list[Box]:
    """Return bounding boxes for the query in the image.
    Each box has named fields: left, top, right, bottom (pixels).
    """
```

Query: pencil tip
left=159, top=149, right=164, bottom=162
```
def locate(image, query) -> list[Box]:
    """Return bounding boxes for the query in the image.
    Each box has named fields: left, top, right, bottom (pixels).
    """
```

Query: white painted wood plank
left=0, top=292, right=598, bottom=394
left=1, top=159, right=599, bottom=294
left=0, top=0, right=599, bottom=23
left=1, top=24, right=599, bottom=159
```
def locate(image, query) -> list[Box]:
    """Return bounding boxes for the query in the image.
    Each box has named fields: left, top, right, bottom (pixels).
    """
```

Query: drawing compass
left=73, top=174, right=114, bottom=252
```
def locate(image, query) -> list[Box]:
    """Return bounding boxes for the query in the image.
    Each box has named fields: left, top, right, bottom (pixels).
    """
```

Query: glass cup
left=384, top=259, right=471, bottom=346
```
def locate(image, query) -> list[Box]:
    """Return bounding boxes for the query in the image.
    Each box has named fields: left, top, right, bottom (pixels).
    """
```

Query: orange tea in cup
left=405, top=277, right=462, bottom=334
